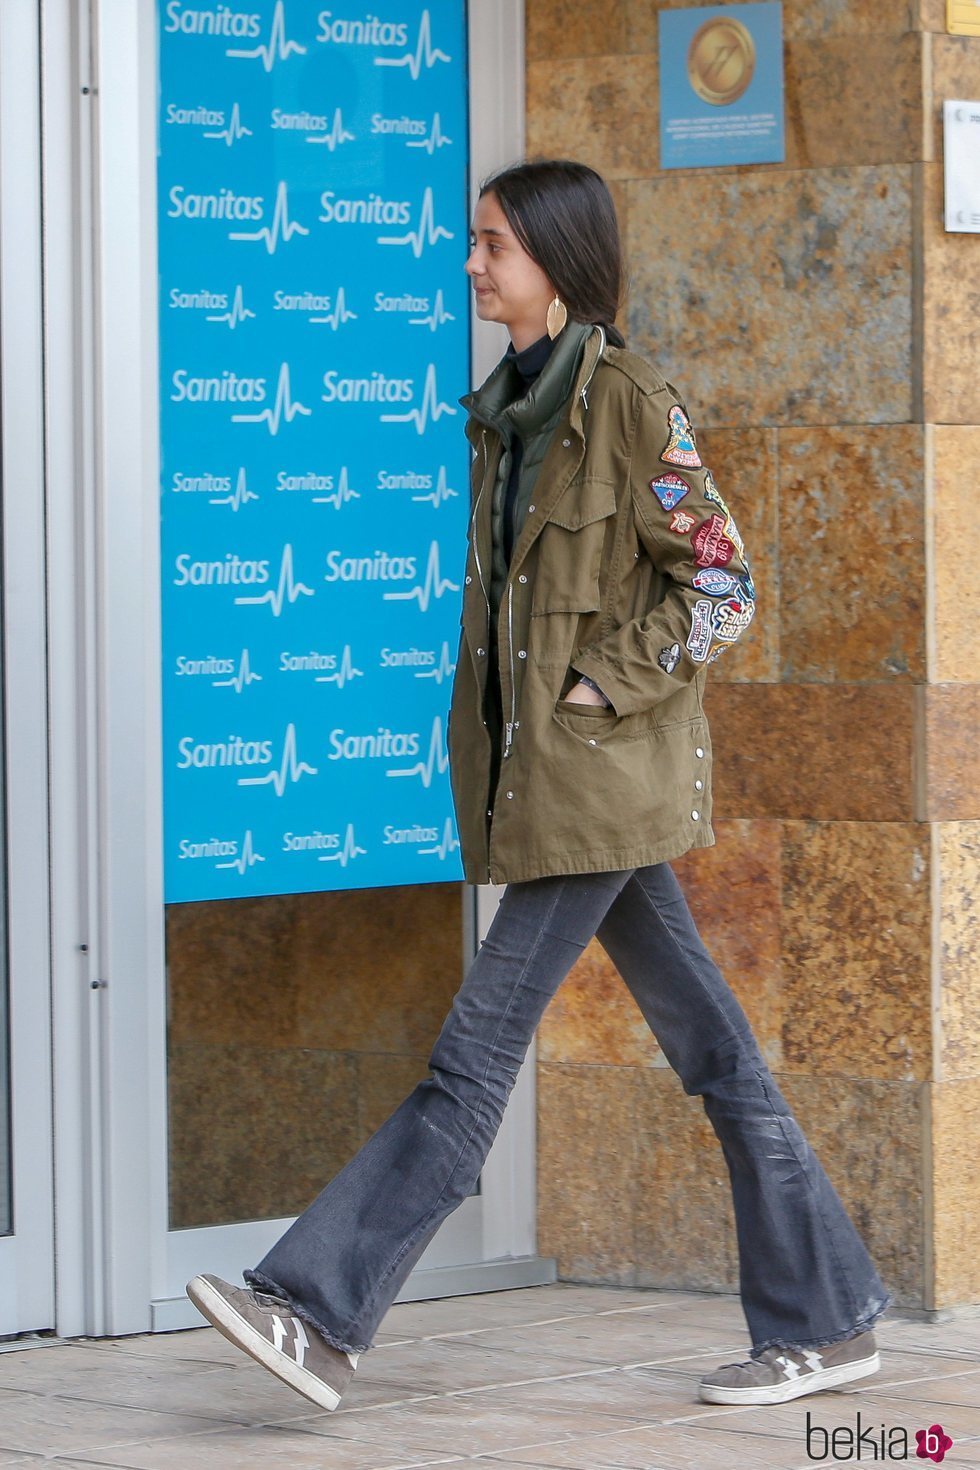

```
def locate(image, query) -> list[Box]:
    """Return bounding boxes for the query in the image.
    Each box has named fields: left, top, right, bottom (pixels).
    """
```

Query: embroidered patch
left=692, top=568, right=737, bottom=596
left=658, top=642, right=681, bottom=674
left=702, top=468, right=729, bottom=515
left=670, top=509, right=698, bottom=534
left=686, top=601, right=713, bottom=662
left=691, top=514, right=735, bottom=568
left=724, top=514, right=745, bottom=556
left=740, top=570, right=757, bottom=601
left=660, top=405, right=702, bottom=468
left=649, top=472, right=690, bottom=511
left=706, top=643, right=727, bottom=664
left=712, top=592, right=756, bottom=643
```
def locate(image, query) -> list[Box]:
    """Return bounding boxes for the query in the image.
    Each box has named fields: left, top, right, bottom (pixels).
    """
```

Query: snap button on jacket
left=448, top=324, right=757, bottom=887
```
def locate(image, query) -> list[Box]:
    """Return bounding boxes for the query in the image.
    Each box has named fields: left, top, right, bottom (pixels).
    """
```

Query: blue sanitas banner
left=157, top=1, right=470, bottom=903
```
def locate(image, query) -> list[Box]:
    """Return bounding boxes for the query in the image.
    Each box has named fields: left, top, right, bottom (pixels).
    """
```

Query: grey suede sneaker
left=698, top=1329, right=880, bottom=1405
left=186, top=1273, right=359, bottom=1412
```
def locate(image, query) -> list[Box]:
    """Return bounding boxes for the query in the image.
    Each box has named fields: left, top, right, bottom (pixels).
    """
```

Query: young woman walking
left=188, top=158, right=891, bottom=1414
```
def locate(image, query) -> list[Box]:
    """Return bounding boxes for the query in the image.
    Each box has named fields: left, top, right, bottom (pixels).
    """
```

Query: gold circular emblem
left=686, top=16, right=756, bottom=106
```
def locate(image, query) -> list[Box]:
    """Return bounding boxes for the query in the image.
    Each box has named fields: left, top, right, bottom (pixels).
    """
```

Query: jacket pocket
left=531, top=477, right=617, bottom=615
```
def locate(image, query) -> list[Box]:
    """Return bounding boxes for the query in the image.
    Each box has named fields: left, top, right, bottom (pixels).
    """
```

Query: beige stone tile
left=925, top=688, right=980, bottom=821
left=626, top=167, right=912, bottom=429
left=527, top=55, right=660, bottom=183
left=358, top=1337, right=625, bottom=1394
left=378, top=1285, right=668, bottom=1340
left=937, top=822, right=980, bottom=1079
left=626, top=0, right=920, bottom=44
left=932, top=426, right=980, bottom=684
left=779, top=425, right=926, bottom=682
left=52, top=1423, right=464, bottom=1468
left=464, top=1311, right=744, bottom=1369
left=75, top=1330, right=250, bottom=1366
left=536, top=1065, right=642, bottom=1283
left=923, top=160, right=980, bottom=426
left=471, top=1419, right=800, bottom=1467
left=777, top=1074, right=924, bottom=1304
left=673, top=819, right=784, bottom=1068
left=931, top=1078, right=980, bottom=1308
left=696, top=429, right=779, bottom=683
left=633, top=1070, right=740, bottom=1294
left=865, top=1367, right=980, bottom=1406
left=526, top=0, right=629, bottom=61
left=0, top=1388, right=231, bottom=1459
left=780, top=822, right=932, bottom=1080
left=0, top=1344, right=227, bottom=1401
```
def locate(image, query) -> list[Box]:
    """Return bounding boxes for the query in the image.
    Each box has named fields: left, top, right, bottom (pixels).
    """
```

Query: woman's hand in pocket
left=563, top=680, right=609, bottom=707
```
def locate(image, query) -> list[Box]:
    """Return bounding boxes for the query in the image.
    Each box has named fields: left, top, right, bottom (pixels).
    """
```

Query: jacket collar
left=461, top=321, right=604, bottom=447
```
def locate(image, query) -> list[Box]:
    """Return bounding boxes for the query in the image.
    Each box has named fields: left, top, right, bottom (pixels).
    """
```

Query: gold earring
left=546, top=295, right=568, bottom=339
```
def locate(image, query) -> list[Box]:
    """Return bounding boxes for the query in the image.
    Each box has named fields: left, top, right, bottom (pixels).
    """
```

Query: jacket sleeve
left=570, top=381, right=756, bottom=718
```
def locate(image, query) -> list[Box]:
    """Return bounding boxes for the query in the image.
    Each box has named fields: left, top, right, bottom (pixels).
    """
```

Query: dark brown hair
left=480, top=158, right=627, bottom=348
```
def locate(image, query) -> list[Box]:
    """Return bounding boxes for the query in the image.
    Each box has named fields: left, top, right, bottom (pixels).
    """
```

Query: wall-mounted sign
left=944, top=101, right=980, bottom=232
left=157, top=2, right=469, bottom=903
left=659, top=2, right=784, bottom=169
left=947, top=0, right=980, bottom=35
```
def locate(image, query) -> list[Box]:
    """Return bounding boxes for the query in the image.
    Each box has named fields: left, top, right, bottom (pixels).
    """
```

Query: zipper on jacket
left=503, top=580, right=518, bottom=758
left=469, top=430, right=491, bottom=654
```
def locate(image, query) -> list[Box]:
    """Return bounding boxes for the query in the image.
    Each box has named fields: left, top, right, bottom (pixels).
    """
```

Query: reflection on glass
left=167, top=882, right=464, bottom=1229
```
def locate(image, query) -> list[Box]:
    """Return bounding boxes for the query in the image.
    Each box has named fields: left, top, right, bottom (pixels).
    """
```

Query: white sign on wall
left=943, top=100, right=980, bottom=233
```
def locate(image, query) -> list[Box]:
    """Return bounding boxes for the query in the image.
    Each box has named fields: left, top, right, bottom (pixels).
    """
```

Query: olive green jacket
left=448, top=323, right=756, bottom=886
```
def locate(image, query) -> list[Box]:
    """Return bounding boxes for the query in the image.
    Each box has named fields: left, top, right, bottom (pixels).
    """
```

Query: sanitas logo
left=165, top=104, right=225, bottom=126
left=282, top=830, right=340, bottom=851
left=168, top=185, right=263, bottom=220
left=321, top=369, right=412, bottom=404
left=171, top=369, right=266, bottom=402
left=318, top=190, right=410, bottom=225
left=324, top=549, right=416, bottom=582
left=176, top=734, right=273, bottom=769
left=163, top=2, right=261, bottom=34
left=315, top=10, right=408, bottom=45
left=171, top=471, right=232, bottom=492
left=271, top=108, right=328, bottom=131
left=327, top=726, right=421, bottom=759
left=173, top=552, right=269, bottom=586
left=175, top=655, right=236, bottom=675
left=370, top=113, right=426, bottom=136
left=178, top=837, right=240, bottom=858
left=169, top=289, right=229, bottom=311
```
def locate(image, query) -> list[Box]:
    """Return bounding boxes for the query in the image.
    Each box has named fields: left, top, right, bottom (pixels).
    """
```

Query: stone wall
left=527, top=0, right=980, bottom=1311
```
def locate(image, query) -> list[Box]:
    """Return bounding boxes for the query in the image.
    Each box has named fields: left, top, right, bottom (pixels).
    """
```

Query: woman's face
left=464, top=190, right=556, bottom=350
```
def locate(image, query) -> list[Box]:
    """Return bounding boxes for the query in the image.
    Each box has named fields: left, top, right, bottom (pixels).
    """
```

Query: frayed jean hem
left=749, top=1291, right=893, bottom=1360
left=242, top=1268, right=372, bottom=1356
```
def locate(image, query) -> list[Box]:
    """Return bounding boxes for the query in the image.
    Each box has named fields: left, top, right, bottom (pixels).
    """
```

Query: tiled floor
left=1, top=1284, right=978, bottom=1468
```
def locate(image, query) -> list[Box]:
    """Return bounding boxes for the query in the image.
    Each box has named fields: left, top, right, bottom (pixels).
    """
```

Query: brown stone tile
left=672, top=819, right=784, bottom=1068
left=923, top=160, right=980, bottom=426
left=781, top=821, right=932, bottom=1080
left=626, top=0, right=919, bottom=45
left=697, top=428, right=779, bottom=682
left=526, top=0, right=628, bottom=61
left=926, top=36, right=980, bottom=159
left=937, top=822, right=980, bottom=1081
left=167, top=1042, right=359, bottom=1228
left=626, top=168, right=913, bottom=429
left=633, top=1068, right=740, bottom=1292
left=526, top=53, right=659, bottom=182
left=704, top=684, right=917, bottom=821
left=778, top=1073, right=925, bottom=1305
left=925, top=686, right=980, bottom=821
left=539, top=938, right=666, bottom=1068
left=782, top=35, right=921, bottom=168
left=353, top=1051, right=431, bottom=1144
left=778, top=425, right=926, bottom=682
left=931, top=1078, right=980, bottom=1307
left=933, top=426, right=980, bottom=683
left=537, top=1063, right=641, bottom=1283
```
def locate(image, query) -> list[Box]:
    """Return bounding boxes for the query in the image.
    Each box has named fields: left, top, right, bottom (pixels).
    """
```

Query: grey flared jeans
left=244, top=863, right=892, bottom=1358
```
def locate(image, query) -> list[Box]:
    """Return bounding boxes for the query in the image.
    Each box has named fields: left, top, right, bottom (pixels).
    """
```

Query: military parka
left=447, top=323, right=756, bottom=886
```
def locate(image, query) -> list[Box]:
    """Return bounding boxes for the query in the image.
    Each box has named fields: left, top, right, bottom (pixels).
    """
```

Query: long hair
left=480, top=159, right=627, bottom=348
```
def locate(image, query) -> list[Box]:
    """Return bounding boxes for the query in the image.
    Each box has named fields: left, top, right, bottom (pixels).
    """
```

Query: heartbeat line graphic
left=319, top=822, right=367, bottom=866
left=207, top=284, right=256, bottom=329
left=313, top=465, right=360, bottom=507
left=210, top=467, right=259, bottom=510
left=306, top=108, right=355, bottom=149
left=417, top=817, right=460, bottom=860
left=314, top=644, right=363, bottom=687
left=378, top=186, right=453, bottom=257
left=215, top=828, right=266, bottom=872
left=410, top=288, right=454, bottom=331
left=229, top=180, right=308, bottom=253
left=380, top=363, right=456, bottom=434
left=226, top=0, right=306, bottom=70
left=414, top=465, right=459, bottom=508
left=204, top=102, right=252, bottom=146
left=234, top=543, right=315, bottom=615
left=239, top=722, right=317, bottom=794
left=310, top=287, right=357, bottom=329
left=232, top=362, right=311, bottom=435
left=406, top=112, right=452, bottom=153
left=375, top=9, right=450, bottom=79
left=387, top=716, right=449, bottom=787
left=414, top=641, right=457, bottom=685
left=212, top=647, right=262, bottom=691
left=383, top=541, right=459, bottom=610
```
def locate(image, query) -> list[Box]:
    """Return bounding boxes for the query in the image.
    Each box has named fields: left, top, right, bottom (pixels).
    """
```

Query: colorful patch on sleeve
left=692, top=568, right=737, bottom=596
left=686, top=600, right=713, bottom=662
left=712, top=594, right=756, bottom=643
left=660, top=405, right=703, bottom=468
left=702, top=468, right=729, bottom=516
left=658, top=642, right=681, bottom=674
left=724, top=514, right=745, bottom=557
left=669, top=509, right=698, bottom=534
left=691, top=514, right=736, bottom=568
left=649, top=472, right=690, bottom=511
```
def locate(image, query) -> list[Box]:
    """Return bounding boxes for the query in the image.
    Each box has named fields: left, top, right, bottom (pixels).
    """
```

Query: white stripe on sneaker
left=292, top=1317, right=309, bottom=1368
